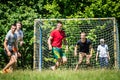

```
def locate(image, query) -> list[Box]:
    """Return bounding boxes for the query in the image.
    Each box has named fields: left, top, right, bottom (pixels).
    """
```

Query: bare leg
left=51, top=58, right=61, bottom=71
left=3, top=55, right=17, bottom=72
left=86, top=54, right=91, bottom=68
left=60, top=56, right=67, bottom=65
left=75, top=53, right=84, bottom=71
left=86, top=55, right=91, bottom=65
left=11, top=53, right=18, bottom=71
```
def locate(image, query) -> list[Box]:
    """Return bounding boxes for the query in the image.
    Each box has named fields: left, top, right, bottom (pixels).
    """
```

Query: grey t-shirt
left=5, top=30, right=17, bottom=51
left=15, top=30, right=23, bottom=41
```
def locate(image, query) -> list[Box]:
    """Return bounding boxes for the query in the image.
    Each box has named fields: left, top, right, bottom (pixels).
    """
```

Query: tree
left=0, top=0, right=120, bottom=69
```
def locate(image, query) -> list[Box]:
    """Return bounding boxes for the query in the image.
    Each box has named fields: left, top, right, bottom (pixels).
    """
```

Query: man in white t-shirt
left=15, top=22, right=24, bottom=47
left=96, top=39, right=110, bottom=68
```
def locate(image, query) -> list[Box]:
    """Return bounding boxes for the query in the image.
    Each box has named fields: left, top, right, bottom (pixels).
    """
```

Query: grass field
left=0, top=69, right=120, bottom=80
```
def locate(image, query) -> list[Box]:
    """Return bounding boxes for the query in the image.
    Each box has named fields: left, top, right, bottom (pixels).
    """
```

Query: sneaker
left=0, top=70, right=7, bottom=74
left=0, top=71, right=3, bottom=74
left=6, top=69, right=13, bottom=73
left=50, top=66, right=55, bottom=71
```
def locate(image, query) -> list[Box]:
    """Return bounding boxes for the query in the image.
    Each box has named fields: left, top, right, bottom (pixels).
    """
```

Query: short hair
left=57, top=21, right=62, bottom=24
left=16, top=21, right=22, bottom=26
left=11, top=24, right=16, bottom=27
left=81, top=32, right=86, bottom=36
left=100, top=39, right=104, bottom=42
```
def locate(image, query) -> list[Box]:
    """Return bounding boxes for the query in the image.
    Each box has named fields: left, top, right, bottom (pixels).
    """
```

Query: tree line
left=0, top=0, right=120, bottom=69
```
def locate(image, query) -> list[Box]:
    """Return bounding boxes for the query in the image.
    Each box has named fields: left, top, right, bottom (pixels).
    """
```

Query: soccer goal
left=33, top=18, right=119, bottom=70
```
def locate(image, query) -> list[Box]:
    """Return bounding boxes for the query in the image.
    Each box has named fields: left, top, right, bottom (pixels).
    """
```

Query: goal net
left=33, top=18, right=119, bottom=70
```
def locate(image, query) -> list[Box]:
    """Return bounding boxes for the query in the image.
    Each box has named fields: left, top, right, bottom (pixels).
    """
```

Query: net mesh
left=33, top=18, right=119, bottom=70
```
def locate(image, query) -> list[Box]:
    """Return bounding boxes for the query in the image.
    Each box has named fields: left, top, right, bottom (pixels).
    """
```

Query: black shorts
left=79, top=52, right=90, bottom=55
left=3, top=49, right=15, bottom=62
left=4, top=49, right=15, bottom=57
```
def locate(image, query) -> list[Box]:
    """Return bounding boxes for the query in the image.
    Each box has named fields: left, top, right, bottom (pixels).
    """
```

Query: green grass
left=0, top=69, right=120, bottom=80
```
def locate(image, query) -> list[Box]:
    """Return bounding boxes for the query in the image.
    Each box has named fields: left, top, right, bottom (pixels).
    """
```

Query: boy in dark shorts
left=74, top=32, right=93, bottom=71
left=0, top=24, right=18, bottom=73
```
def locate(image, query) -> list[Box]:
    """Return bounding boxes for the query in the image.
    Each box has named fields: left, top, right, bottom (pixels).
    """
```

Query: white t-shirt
left=97, top=44, right=108, bottom=57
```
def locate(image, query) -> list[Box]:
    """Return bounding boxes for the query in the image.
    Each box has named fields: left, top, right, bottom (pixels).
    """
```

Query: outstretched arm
left=63, top=38, right=68, bottom=52
left=47, top=36, right=53, bottom=50
left=19, top=32, right=24, bottom=46
left=96, top=51, right=99, bottom=61
left=89, top=44, right=93, bottom=57
left=107, top=51, right=110, bottom=60
left=63, top=38, right=67, bottom=45
left=74, top=45, right=78, bottom=56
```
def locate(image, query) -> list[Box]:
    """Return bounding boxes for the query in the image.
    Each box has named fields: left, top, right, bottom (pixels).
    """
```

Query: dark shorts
left=4, top=49, right=15, bottom=57
left=3, top=49, right=15, bottom=62
left=79, top=52, right=90, bottom=55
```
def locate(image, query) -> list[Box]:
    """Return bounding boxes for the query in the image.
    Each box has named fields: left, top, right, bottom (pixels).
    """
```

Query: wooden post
left=113, top=18, right=118, bottom=69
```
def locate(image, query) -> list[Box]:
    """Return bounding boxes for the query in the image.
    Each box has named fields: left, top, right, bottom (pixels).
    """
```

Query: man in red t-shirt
left=48, top=21, right=68, bottom=70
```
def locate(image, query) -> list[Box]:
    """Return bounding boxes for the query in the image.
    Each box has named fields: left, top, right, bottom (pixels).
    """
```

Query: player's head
left=11, top=24, right=17, bottom=33
left=100, top=39, right=105, bottom=45
left=16, top=22, right=22, bottom=30
left=56, top=21, right=63, bottom=30
left=80, top=32, right=86, bottom=39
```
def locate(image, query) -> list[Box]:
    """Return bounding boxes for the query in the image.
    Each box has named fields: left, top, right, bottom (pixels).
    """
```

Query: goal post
left=33, top=18, right=119, bottom=70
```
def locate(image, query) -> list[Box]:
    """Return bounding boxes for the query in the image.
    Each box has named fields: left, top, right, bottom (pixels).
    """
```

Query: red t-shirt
left=50, top=29, right=65, bottom=48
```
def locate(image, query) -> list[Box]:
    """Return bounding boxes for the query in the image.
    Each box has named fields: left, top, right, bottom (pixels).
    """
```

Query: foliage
left=39, top=19, right=115, bottom=69
left=0, top=0, right=120, bottom=69
left=0, top=1, right=40, bottom=68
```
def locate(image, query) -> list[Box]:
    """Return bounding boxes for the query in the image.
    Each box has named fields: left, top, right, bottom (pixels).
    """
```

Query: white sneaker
left=50, top=66, right=55, bottom=71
